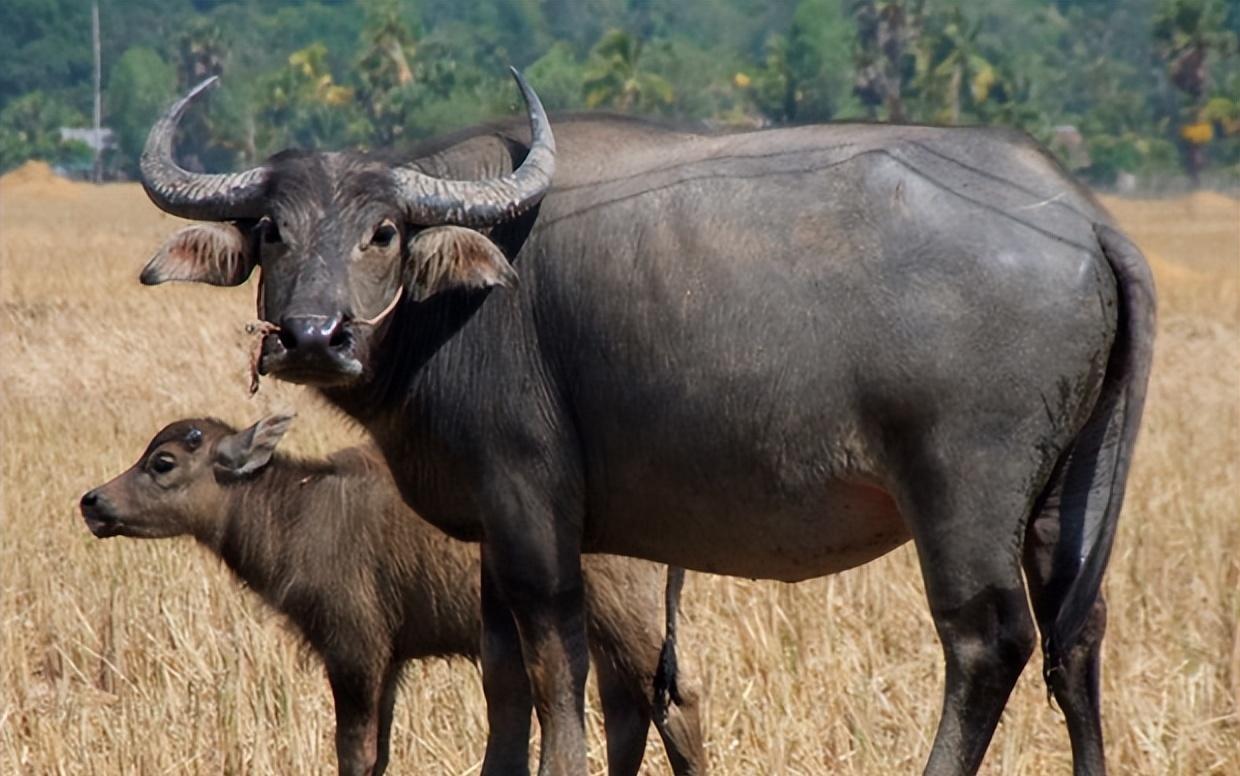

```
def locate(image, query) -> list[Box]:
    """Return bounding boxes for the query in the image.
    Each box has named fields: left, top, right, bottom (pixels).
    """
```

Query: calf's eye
left=149, top=453, right=177, bottom=475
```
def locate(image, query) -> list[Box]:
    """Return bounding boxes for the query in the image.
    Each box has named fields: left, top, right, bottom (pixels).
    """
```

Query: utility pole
left=92, top=1, right=102, bottom=183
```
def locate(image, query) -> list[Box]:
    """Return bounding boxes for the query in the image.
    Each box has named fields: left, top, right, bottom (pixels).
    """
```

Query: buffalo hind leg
left=904, top=468, right=1039, bottom=775
left=1024, top=511, right=1107, bottom=776
left=481, top=554, right=535, bottom=776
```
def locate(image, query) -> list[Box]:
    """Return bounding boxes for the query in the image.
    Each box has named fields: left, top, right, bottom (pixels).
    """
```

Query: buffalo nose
left=80, top=490, right=98, bottom=510
left=278, top=315, right=347, bottom=355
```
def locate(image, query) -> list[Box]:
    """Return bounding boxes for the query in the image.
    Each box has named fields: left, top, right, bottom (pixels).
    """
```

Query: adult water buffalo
left=138, top=71, right=1154, bottom=776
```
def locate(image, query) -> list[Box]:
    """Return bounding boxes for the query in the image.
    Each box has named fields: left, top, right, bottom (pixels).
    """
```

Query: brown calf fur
left=80, top=414, right=705, bottom=776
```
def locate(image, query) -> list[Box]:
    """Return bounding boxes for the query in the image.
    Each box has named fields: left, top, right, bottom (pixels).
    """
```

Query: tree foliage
left=1, top=0, right=1237, bottom=185
left=107, top=47, right=176, bottom=166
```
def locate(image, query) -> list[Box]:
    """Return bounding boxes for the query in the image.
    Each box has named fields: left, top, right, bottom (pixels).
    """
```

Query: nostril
left=278, top=315, right=345, bottom=354
left=328, top=324, right=349, bottom=349
left=80, top=490, right=98, bottom=509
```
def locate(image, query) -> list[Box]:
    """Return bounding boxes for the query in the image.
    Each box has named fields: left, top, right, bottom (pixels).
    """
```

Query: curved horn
left=393, top=67, right=557, bottom=227
left=140, top=77, right=270, bottom=221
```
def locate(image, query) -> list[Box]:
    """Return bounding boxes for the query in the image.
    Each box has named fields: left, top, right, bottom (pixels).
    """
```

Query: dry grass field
left=2, top=161, right=1237, bottom=774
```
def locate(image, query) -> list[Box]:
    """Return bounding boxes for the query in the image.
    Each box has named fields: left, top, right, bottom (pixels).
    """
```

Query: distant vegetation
left=1, top=0, right=1238, bottom=187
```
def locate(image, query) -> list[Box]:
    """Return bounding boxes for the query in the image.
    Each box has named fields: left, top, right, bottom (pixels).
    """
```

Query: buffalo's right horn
left=140, top=77, right=270, bottom=221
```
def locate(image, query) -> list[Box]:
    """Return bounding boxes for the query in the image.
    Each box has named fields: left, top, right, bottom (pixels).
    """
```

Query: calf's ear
left=406, top=226, right=517, bottom=302
left=141, top=223, right=256, bottom=286
left=214, top=412, right=295, bottom=480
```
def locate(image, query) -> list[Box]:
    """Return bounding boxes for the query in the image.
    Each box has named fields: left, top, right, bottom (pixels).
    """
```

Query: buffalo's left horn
left=392, top=67, right=556, bottom=227
left=140, top=77, right=270, bottom=221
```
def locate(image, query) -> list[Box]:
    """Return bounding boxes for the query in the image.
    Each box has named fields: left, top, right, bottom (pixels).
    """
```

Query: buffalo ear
left=214, top=412, right=295, bottom=480
left=141, top=223, right=256, bottom=286
left=406, top=226, right=517, bottom=302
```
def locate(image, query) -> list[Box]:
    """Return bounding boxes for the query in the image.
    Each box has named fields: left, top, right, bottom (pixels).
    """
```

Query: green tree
left=356, top=0, right=419, bottom=144
left=526, top=42, right=588, bottom=111
left=0, top=91, right=91, bottom=172
left=747, top=0, right=857, bottom=124
left=1153, top=0, right=1238, bottom=179
left=0, top=0, right=91, bottom=113
left=582, top=29, right=674, bottom=113
left=913, top=5, right=1002, bottom=124
left=107, top=47, right=176, bottom=173
left=851, top=0, right=926, bottom=121
left=257, top=43, right=366, bottom=153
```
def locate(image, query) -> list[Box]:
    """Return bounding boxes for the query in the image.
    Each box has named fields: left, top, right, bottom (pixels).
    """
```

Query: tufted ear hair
left=214, top=412, right=295, bottom=480
left=406, top=225, right=517, bottom=302
left=141, top=223, right=256, bottom=286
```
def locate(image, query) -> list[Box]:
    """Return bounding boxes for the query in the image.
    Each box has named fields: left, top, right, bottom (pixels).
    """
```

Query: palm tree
left=582, top=29, right=673, bottom=113
left=916, top=5, right=1001, bottom=124
left=356, top=1, right=418, bottom=144
left=851, top=0, right=926, bottom=122
left=1153, top=0, right=1238, bottom=181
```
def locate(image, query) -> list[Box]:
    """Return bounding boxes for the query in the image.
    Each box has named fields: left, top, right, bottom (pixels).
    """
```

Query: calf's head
left=79, top=413, right=294, bottom=540
left=139, top=70, right=555, bottom=388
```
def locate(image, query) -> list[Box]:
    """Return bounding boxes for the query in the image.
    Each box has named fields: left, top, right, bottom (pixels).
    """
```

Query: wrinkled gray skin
left=140, top=76, right=1155, bottom=776
left=79, top=415, right=705, bottom=776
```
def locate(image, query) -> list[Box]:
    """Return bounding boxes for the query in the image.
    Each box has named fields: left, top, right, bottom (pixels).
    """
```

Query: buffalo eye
left=259, top=217, right=282, bottom=245
left=369, top=221, right=398, bottom=249
left=148, top=452, right=177, bottom=475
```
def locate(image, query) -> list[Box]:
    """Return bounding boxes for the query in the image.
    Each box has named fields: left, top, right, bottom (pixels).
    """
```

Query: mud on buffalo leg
left=900, top=444, right=1040, bottom=776
left=480, top=552, right=536, bottom=776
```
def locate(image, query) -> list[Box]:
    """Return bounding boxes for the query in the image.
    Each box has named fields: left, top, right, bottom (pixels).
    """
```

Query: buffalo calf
left=80, top=414, right=704, bottom=776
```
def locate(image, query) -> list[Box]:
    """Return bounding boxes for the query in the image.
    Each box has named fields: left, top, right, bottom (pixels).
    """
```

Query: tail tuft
left=653, top=566, right=687, bottom=721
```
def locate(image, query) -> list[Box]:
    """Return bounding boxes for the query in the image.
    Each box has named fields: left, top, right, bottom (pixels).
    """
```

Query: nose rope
left=356, top=285, right=404, bottom=327
left=245, top=271, right=278, bottom=395
left=241, top=279, right=401, bottom=396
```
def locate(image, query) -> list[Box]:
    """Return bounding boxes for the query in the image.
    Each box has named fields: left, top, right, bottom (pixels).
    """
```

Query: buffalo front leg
left=484, top=521, right=589, bottom=776
left=481, top=552, right=535, bottom=776
left=902, top=459, right=1039, bottom=775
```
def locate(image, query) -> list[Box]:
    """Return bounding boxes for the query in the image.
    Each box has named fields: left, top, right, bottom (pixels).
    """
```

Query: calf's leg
left=584, top=559, right=706, bottom=775
left=593, top=654, right=651, bottom=776
left=327, top=659, right=384, bottom=776
left=373, top=664, right=404, bottom=776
